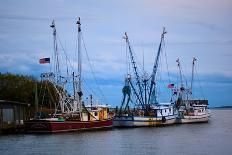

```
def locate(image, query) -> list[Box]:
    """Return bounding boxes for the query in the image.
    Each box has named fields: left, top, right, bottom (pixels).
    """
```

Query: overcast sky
left=0, top=0, right=232, bottom=107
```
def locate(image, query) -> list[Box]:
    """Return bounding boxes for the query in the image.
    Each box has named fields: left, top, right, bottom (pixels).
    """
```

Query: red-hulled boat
left=25, top=104, right=113, bottom=133
left=25, top=18, right=113, bottom=133
left=25, top=118, right=113, bottom=133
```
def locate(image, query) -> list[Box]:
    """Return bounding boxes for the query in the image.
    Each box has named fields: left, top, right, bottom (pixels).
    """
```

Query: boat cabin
left=82, top=105, right=110, bottom=121
left=179, top=100, right=208, bottom=116
left=152, top=103, right=177, bottom=117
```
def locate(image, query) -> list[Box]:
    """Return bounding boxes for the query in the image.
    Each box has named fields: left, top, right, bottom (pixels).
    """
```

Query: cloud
left=0, top=0, right=231, bottom=106
left=166, top=40, right=232, bottom=46
left=0, top=14, right=52, bottom=21
left=190, top=21, right=220, bottom=31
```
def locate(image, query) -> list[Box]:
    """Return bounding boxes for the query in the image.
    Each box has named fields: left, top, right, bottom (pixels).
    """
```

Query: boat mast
left=124, top=32, right=145, bottom=109
left=72, top=72, right=76, bottom=99
left=190, top=57, right=197, bottom=96
left=34, top=83, right=38, bottom=114
left=142, top=50, right=148, bottom=106
left=148, top=27, right=167, bottom=105
left=176, top=58, right=183, bottom=88
left=50, top=20, right=60, bottom=84
left=90, top=94, right=93, bottom=107
left=50, top=20, right=65, bottom=113
left=176, top=58, right=189, bottom=107
left=76, top=17, right=83, bottom=114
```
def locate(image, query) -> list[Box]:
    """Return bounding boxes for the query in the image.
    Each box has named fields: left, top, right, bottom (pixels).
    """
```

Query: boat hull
left=177, top=114, right=210, bottom=124
left=113, top=115, right=178, bottom=127
left=24, top=118, right=113, bottom=133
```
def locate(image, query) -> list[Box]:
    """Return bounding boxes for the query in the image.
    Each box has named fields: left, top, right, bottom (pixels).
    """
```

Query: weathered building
left=0, top=100, right=30, bottom=133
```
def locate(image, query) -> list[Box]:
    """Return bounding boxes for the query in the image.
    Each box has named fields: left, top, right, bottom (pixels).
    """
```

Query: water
left=0, top=109, right=232, bottom=155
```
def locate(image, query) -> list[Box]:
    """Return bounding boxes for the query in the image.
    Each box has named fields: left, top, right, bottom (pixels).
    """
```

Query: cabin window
left=94, top=112, right=98, bottom=116
left=169, top=109, right=171, bottom=112
left=165, top=109, right=166, bottom=113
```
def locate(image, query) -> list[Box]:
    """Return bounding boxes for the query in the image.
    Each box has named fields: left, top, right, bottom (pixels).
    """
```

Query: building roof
left=0, top=100, right=29, bottom=106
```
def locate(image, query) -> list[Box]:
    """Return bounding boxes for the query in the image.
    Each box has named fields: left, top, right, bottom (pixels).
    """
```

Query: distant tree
left=0, top=73, right=59, bottom=109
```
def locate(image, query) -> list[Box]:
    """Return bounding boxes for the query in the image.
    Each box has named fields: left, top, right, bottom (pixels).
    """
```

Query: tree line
left=0, top=73, right=59, bottom=109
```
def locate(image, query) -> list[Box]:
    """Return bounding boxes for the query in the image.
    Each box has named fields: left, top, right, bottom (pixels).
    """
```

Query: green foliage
left=38, top=80, right=59, bottom=108
left=0, top=73, right=58, bottom=108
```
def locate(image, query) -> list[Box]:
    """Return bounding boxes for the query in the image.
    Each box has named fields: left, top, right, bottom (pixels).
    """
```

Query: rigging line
left=160, top=48, right=170, bottom=99
left=81, top=50, right=104, bottom=102
left=56, top=34, right=75, bottom=73
left=65, top=49, right=69, bottom=76
left=141, top=42, right=145, bottom=73
left=38, top=81, right=44, bottom=114
left=81, top=34, right=108, bottom=104
left=195, top=66, right=205, bottom=99
left=46, top=83, right=57, bottom=109
left=129, top=80, right=144, bottom=108
left=128, top=43, right=132, bottom=76
left=41, top=82, right=46, bottom=108
left=182, top=74, right=188, bottom=88
left=156, top=56, right=163, bottom=102
left=82, top=79, right=95, bottom=96
left=180, top=62, right=188, bottom=88
left=81, top=84, right=95, bottom=103
left=126, top=37, right=142, bottom=77
left=125, top=33, right=145, bottom=107
left=64, top=41, right=69, bottom=76
left=49, top=47, right=53, bottom=73
left=131, top=91, right=137, bottom=106
left=75, top=33, right=78, bottom=72
left=163, top=40, right=171, bottom=83
left=82, top=78, right=101, bottom=102
left=158, top=51, right=169, bottom=100
left=126, top=39, right=128, bottom=75
left=78, top=69, right=100, bottom=100
left=38, top=80, right=43, bottom=100
left=131, top=48, right=143, bottom=76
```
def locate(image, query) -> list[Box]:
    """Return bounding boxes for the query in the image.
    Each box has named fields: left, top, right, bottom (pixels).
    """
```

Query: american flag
left=39, top=58, right=50, bottom=64
left=167, top=83, right=174, bottom=89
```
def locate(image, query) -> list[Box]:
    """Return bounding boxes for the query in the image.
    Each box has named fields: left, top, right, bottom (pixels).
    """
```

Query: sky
left=0, top=0, right=232, bottom=107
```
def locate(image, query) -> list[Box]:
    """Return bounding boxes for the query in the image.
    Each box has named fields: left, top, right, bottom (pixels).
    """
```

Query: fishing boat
left=113, top=28, right=178, bottom=127
left=177, top=100, right=210, bottom=123
left=175, top=58, right=210, bottom=124
left=25, top=18, right=113, bottom=133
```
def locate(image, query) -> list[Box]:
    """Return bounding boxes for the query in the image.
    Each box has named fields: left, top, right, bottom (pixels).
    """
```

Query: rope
left=163, top=40, right=171, bottom=83
left=159, top=48, right=170, bottom=101
left=82, top=78, right=100, bottom=102
left=126, top=39, right=128, bottom=75
left=56, top=34, right=75, bottom=73
left=131, top=48, right=143, bottom=77
left=195, top=66, right=206, bottom=99
left=81, top=34, right=108, bottom=104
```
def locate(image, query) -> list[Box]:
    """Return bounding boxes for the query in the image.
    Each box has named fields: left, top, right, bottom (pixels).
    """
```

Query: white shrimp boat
left=114, top=103, right=178, bottom=127
left=176, top=100, right=210, bottom=123
left=175, top=58, right=210, bottom=124
left=113, top=28, right=178, bottom=127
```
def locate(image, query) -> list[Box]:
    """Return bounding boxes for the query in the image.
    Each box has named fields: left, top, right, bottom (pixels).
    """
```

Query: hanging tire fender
left=162, top=116, right=166, bottom=123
